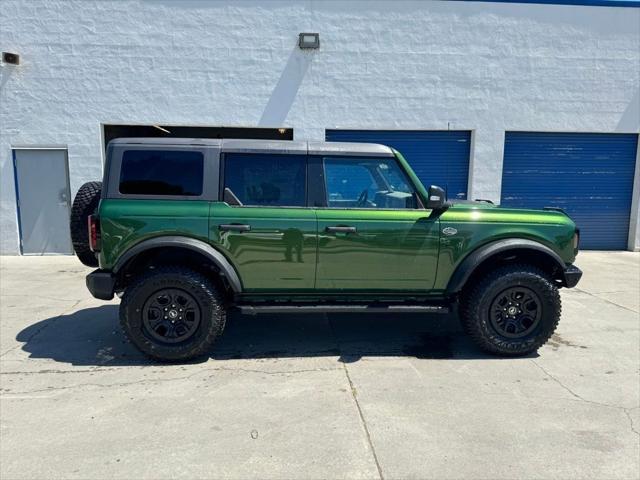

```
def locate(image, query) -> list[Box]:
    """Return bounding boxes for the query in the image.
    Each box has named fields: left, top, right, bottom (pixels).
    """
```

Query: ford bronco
left=70, top=138, right=582, bottom=361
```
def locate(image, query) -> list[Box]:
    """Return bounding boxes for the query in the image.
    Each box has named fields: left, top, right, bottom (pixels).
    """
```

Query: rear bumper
left=562, top=264, right=582, bottom=288
left=86, top=270, right=115, bottom=300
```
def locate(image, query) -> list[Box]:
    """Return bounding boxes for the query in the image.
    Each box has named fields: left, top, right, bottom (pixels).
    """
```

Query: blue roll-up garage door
left=326, top=130, right=471, bottom=200
left=501, top=132, right=638, bottom=250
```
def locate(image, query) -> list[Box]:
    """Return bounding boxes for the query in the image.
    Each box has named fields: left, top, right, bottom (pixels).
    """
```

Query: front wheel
left=460, top=264, right=561, bottom=356
left=119, top=267, right=226, bottom=362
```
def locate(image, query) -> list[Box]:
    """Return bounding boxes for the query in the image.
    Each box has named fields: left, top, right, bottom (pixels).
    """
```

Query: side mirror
left=427, top=185, right=447, bottom=210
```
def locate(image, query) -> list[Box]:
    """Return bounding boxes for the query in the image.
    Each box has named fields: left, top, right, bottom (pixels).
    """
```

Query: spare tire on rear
left=70, top=181, right=102, bottom=267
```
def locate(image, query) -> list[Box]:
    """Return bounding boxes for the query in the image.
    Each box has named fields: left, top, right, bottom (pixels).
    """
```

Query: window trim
left=105, top=145, right=219, bottom=200
left=220, top=152, right=310, bottom=209
left=118, top=149, right=204, bottom=196
left=315, top=155, right=425, bottom=211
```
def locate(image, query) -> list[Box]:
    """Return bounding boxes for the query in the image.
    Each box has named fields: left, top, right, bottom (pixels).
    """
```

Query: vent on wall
left=2, top=52, right=20, bottom=65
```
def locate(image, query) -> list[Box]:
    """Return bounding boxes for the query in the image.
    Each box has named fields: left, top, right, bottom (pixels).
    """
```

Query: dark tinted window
left=119, top=150, right=204, bottom=196
left=224, top=153, right=306, bottom=207
left=323, top=157, right=417, bottom=209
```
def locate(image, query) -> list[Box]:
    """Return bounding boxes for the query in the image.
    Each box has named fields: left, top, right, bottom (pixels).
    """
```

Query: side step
left=236, top=304, right=450, bottom=315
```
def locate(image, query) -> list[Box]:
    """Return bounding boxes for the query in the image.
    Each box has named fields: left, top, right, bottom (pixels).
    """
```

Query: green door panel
left=99, top=199, right=211, bottom=268
left=209, top=203, right=317, bottom=291
left=315, top=209, right=440, bottom=291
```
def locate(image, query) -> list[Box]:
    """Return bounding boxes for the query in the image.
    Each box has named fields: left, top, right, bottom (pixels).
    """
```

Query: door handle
left=325, top=226, right=357, bottom=234
left=219, top=224, right=251, bottom=233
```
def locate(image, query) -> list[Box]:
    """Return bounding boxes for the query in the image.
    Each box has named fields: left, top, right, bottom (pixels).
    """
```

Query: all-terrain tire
left=70, top=181, right=102, bottom=267
left=119, top=267, right=226, bottom=362
left=460, top=264, right=561, bottom=356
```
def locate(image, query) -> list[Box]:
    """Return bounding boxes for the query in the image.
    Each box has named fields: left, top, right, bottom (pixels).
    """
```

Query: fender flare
left=113, top=236, right=243, bottom=293
left=445, top=238, right=566, bottom=295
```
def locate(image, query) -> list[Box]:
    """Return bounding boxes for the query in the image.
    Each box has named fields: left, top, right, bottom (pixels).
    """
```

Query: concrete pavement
left=1, top=252, right=638, bottom=479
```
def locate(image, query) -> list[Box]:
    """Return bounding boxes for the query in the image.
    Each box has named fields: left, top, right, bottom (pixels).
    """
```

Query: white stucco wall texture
left=0, top=0, right=639, bottom=253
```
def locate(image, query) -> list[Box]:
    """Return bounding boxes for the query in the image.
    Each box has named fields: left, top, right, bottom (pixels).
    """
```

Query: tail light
left=573, top=228, right=580, bottom=252
left=88, top=215, right=100, bottom=252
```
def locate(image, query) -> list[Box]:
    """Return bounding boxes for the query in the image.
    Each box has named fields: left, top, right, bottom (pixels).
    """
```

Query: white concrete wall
left=1, top=0, right=639, bottom=253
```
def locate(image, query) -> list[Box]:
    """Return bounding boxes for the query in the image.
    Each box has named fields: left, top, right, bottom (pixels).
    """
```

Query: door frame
left=12, top=147, right=72, bottom=255
left=214, top=151, right=317, bottom=291
left=312, top=152, right=439, bottom=292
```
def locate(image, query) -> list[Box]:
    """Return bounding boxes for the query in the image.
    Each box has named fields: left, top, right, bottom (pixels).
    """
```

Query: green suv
left=70, top=137, right=582, bottom=361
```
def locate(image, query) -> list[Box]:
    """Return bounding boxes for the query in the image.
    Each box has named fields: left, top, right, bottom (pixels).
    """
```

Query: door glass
left=323, top=157, right=417, bottom=209
left=224, top=153, right=306, bottom=207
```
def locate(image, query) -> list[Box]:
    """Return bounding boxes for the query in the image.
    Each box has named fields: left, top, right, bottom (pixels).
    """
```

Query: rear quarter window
left=119, top=150, right=204, bottom=196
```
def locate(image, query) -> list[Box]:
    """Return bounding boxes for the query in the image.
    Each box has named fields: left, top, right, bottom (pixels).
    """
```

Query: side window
left=223, top=153, right=306, bottom=207
left=323, top=157, right=417, bottom=209
left=119, top=150, right=204, bottom=196
left=323, top=161, right=375, bottom=206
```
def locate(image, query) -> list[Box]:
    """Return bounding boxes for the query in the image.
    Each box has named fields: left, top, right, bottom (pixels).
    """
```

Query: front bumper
left=86, top=270, right=115, bottom=300
left=562, top=264, right=582, bottom=288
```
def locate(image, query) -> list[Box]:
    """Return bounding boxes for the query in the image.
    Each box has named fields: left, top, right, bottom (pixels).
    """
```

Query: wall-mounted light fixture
left=2, top=52, right=20, bottom=65
left=298, top=33, right=319, bottom=50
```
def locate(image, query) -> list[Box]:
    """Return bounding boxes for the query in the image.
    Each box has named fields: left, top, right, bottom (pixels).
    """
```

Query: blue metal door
left=326, top=130, right=471, bottom=200
left=501, top=132, right=638, bottom=250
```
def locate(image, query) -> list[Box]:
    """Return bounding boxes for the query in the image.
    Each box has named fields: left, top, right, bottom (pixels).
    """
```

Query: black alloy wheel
left=142, top=288, right=201, bottom=344
left=119, top=267, right=226, bottom=362
left=489, top=286, right=542, bottom=338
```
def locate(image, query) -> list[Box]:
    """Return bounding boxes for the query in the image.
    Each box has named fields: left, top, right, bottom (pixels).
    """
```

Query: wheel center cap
left=507, top=306, right=518, bottom=315
left=168, top=310, right=178, bottom=319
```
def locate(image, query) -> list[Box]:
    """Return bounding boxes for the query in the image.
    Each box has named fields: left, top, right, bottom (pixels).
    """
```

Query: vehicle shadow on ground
left=16, top=305, right=537, bottom=366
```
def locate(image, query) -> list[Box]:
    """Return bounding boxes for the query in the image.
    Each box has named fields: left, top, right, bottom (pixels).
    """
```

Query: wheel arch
left=113, top=236, right=242, bottom=294
left=446, top=239, right=567, bottom=296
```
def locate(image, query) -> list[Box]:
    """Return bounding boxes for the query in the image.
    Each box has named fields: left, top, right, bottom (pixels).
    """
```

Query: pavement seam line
left=531, top=360, right=639, bottom=438
left=1, top=365, right=343, bottom=395
left=341, top=361, right=385, bottom=480
left=573, top=287, right=639, bottom=314
left=0, top=294, right=84, bottom=302
left=326, top=313, right=384, bottom=480
left=0, top=366, right=341, bottom=376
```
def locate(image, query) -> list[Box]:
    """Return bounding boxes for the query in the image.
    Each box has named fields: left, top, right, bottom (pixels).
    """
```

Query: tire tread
left=460, top=263, right=561, bottom=356
left=70, top=181, right=102, bottom=267
left=119, top=266, right=225, bottom=362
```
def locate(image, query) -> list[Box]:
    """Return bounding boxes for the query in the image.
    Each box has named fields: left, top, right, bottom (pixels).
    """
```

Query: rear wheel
left=70, top=181, right=102, bottom=267
left=460, top=264, right=561, bottom=356
left=119, top=267, right=226, bottom=362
